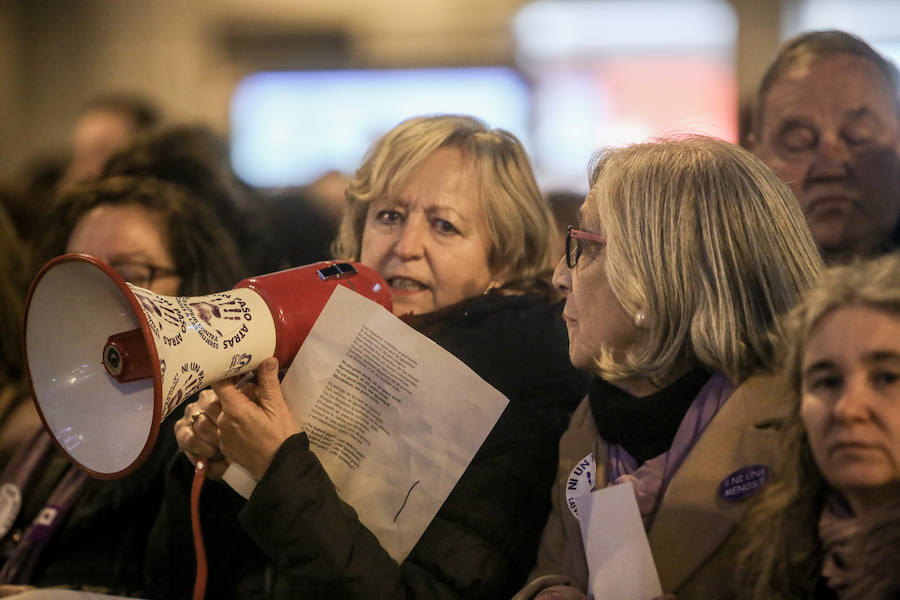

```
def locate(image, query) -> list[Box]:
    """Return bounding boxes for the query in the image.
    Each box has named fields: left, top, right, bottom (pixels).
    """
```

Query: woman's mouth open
left=388, top=277, right=428, bottom=296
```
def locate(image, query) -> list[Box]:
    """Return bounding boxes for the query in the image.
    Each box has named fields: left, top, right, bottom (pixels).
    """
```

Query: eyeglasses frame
left=565, top=225, right=606, bottom=269
left=108, top=260, right=179, bottom=289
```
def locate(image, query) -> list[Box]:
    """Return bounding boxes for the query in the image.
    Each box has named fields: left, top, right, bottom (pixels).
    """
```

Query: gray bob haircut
left=752, top=29, right=900, bottom=135
left=331, top=114, right=556, bottom=284
left=587, top=136, right=823, bottom=385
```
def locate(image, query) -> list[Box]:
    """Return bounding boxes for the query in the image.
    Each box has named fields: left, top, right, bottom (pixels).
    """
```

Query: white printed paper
left=280, top=285, right=509, bottom=562
left=574, top=483, right=663, bottom=600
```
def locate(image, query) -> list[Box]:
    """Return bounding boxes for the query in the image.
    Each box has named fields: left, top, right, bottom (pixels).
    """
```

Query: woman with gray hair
left=737, top=253, right=900, bottom=600
left=153, top=114, right=587, bottom=599
left=517, top=136, right=823, bottom=600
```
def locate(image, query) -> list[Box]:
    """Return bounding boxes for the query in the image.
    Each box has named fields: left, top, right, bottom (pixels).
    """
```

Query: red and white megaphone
left=23, top=254, right=391, bottom=479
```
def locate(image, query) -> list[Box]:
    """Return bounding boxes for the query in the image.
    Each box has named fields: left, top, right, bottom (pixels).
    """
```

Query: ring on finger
left=190, top=409, right=207, bottom=428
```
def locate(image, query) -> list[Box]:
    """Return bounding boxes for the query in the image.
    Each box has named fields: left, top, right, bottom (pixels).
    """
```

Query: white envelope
left=574, top=482, right=663, bottom=600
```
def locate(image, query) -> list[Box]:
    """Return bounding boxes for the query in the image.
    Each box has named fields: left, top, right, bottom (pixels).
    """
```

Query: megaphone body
left=24, top=254, right=391, bottom=479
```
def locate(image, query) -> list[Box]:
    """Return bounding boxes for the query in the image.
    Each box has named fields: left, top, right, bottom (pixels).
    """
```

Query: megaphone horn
left=24, top=254, right=391, bottom=479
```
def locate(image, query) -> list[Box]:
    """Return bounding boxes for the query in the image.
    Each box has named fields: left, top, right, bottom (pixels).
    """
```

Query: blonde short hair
left=587, top=136, right=823, bottom=384
left=332, top=114, right=556, bottom=285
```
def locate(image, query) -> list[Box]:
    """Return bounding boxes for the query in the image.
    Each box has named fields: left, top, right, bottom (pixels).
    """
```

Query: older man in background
left=748, top=30, right=900, bottom=263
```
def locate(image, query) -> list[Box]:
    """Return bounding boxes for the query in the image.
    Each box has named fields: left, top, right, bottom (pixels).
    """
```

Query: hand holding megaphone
left=25, top=255, right=392, bottom=479
left=176, top=389, right=227, bottom=479
left=214, top=357, right=295, bottom=481
left=177, top=358, right=293, bottom=492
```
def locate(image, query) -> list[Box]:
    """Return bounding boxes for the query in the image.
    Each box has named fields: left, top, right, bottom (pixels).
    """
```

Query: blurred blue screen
left=230, top=67, right=531, bottom=188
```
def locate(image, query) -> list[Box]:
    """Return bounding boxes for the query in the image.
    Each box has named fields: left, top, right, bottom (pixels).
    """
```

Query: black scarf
left=589, top=368, right=710, bottom=463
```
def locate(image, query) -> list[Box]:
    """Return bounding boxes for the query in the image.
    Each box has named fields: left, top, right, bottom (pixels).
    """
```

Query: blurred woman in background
left=101, top=123, right=308, bottom=274
left=0, top=201, right=33, bottom=470
left=0, top=176, right=243, bottom=597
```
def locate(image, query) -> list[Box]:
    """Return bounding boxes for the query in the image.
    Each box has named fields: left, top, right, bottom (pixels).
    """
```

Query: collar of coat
left=561, top=371, right=791, bottom=593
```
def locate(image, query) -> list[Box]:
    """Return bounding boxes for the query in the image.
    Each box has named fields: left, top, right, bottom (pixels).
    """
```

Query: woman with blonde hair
left=154, top=114, right=587, bottom=599
left=517, top=136, right=823, bottom=600
left=332, top=114, right=557, bottom=298
left=737, top=253, right=900, bottom=600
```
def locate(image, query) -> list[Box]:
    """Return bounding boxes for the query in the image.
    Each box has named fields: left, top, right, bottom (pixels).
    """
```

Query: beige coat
left=515, top=373, right=791, bottom=600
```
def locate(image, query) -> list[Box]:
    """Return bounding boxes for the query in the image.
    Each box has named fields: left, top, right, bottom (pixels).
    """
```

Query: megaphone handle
left=188, top=374, right=257, bottom=599
left=191, top=461, right=209, bottom=600
left=222, top=462, right=259, bottom=499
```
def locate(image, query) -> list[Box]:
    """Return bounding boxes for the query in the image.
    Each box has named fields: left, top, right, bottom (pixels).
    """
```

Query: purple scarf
left=607, top=373, right=734, bottom=528
left=0, top=427, right=90, bottom=584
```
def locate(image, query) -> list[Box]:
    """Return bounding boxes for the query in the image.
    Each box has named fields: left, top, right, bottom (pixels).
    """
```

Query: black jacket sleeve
left=147, top=294, right=587, bottom=600
left=145, top=452, right=271, bottom=600
left=240, top=402, right=563, bottom=600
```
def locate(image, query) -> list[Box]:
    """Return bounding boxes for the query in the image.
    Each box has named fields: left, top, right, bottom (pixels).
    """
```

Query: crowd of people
left=0, top=28, right=897, bottom=600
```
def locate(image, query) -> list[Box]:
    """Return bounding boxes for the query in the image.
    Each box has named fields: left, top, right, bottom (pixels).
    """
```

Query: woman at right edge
left=736, top=254, right=900, bottom=600
left=516, top=136, right=823, bottom=600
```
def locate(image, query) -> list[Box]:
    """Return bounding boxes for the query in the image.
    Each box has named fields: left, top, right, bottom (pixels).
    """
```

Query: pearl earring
left=633, top=312, right=647, bottom=328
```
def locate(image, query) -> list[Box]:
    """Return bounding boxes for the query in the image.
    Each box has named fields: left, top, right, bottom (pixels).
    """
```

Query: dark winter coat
left=145, top=290, right=588, bottom=599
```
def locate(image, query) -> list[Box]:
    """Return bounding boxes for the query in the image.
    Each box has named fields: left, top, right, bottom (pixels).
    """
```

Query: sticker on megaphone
left=24, top=255, right=391, bottom=479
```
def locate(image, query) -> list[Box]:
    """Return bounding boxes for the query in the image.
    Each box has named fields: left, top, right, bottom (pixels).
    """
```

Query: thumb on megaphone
left=214, top=357, right=298, bottom=480
left=252, top=357, right=283, bottom=414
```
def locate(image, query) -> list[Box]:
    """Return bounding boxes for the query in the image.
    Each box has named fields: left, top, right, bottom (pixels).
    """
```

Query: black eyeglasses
left=109, top=261, right=179, bottom=289
left=565, top=225, right=606, bottom=269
